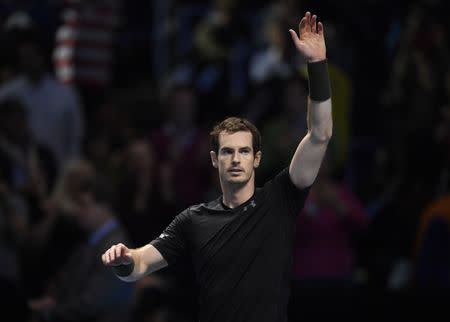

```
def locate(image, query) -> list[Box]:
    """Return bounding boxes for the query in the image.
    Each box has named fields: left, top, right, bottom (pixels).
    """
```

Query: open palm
left=289, top=12, right=326, bottom=63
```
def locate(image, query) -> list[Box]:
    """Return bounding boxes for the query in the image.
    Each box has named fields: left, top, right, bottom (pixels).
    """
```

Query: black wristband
left=112, top=261, right=135, bottom=277
left=307, top=59, right=331, bottom=101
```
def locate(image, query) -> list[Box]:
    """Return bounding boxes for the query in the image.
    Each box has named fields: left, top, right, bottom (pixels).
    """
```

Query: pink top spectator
left=292, top=183, right=369, bottom=279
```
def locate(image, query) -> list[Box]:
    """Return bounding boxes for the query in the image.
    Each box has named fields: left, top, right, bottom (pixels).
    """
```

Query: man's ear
left=210, top=151, right=218, bottom=168
left=254, top=151, right=262, bottom=168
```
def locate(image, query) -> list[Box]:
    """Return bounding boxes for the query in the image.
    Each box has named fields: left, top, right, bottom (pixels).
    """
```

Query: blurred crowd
left=0, top=0, right=448, bottom=321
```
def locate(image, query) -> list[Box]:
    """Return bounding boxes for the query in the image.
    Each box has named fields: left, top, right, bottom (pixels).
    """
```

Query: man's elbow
left=310, top=127, right=332, bottom=144
left=290, top=174, right=316, bottom=189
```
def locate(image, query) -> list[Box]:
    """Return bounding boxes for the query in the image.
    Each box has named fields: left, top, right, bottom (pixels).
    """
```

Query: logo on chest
left=243, top=200, right=257, bottom=212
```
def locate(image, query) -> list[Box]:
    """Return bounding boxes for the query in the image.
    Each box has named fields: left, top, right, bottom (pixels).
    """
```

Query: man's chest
left=187, top=204, right=287, bottom=271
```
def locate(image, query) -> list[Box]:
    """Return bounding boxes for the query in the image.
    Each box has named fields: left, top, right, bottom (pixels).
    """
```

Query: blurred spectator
left=0, top=164, right=30, bottom=322
left=0, top=27, right=84, bottom=169
left=244, top=5, right=297, bottom=124
left=292, top=153, right=369, bottom=282
left=293, top=154, right=369, bottom=289
left=0, top=181, right=27, bottom=294
left=115, top=139, right=175, bottom=247
left=149, top=84, right=212, bottom=211
left=20, top=158, right=86, bottom=297
left=326, top=56, right=353, bottom=172
left=413, top=191, right=450, bottom=289
left=191, top=0, right=249, bottom=111
left=0, top=98, right=57, bottom=214
left=381, top=2, right=448, bottom=192
left=417, top=216, right=450, bottom=288
left=248, top=12, right=294, bottom=85
left=27, top=159, right=135, bottom=322
left=433, top=68, right=450, bottom=196
left=84, top=96, right=135, bottom=179
left=258, top=75, right=308, bottom=183
left=0, top=97, right=57, bottom=299
left=193, top=0, right=239, bottom=69
left=290, top=153, right=369, bottom=319
left=0, top=2, right=59, bottom=41
left=358, top=3, right=450, bottom=292
left=0, top=96, right=56, bottom=321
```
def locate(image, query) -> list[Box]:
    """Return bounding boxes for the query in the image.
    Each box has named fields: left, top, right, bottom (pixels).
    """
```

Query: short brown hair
left=210, top=117, right=261, bottom=154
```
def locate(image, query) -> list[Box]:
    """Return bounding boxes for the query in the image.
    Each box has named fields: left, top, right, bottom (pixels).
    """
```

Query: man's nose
left=231, top=152, right=240, bottom=163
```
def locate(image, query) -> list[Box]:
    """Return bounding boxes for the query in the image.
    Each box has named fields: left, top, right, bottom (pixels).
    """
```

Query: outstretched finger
left=298, top=16, right=307, bottom=36
left=317, top=22, right=324, bottom=36
left=311, top=15, right=317, bottom=33
left=305, top=12, right=311, bottom=32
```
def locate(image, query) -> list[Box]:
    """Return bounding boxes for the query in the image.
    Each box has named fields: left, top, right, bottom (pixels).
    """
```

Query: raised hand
left=289, top=11, right=326, bottom=63
left=102, top=243, right=133, bottom=266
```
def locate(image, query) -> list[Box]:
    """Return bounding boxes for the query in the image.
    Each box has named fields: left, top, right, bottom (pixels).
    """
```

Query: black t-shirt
left=151, top=168, right=310, bottom=322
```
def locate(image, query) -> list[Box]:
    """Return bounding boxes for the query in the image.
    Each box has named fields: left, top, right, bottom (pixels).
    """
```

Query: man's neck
left=221, top=180, right=255, bottom=209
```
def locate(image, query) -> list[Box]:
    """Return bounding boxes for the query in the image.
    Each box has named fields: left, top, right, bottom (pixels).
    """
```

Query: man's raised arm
left=288, top=11, right=333, bottom=189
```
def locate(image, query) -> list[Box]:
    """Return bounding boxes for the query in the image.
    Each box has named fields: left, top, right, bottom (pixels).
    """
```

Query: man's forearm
left=306, top=59, right=333, bottom=142
left=307, top=97, right=333, bottom=142
left=289, top=60, right=332, bottom=189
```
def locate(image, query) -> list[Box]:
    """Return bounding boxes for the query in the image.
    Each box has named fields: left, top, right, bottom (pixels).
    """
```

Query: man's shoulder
left=258, top=166, right=310, bottom=201
left=186, top=197, right=223, bottom=214
left=259, top=167, right=290, bottom=189
left=167, top=199, right=222, bottom=231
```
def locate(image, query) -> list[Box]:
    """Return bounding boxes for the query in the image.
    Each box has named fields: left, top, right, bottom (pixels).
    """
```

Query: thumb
left=288, top=29, right=299, bottom=42
left=121, top=248, right=133, bottom=264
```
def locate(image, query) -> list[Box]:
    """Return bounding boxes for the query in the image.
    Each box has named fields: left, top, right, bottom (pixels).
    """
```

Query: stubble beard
left=222, top=170, right=253, bottom=189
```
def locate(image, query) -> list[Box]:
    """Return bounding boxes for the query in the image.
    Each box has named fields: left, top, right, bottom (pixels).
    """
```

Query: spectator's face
left=125, top=141, right=154, bottom=174
left=210, top=131, right=261, bottom=187
left=64, top=192, right=98, bottom=231
left=58, top=171, right=97, bottom=230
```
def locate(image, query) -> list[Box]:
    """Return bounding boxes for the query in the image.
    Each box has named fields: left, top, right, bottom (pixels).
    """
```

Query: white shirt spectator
left=0, top=74, right=84, bottom=168
left=249, top=47, right=292, bottom=83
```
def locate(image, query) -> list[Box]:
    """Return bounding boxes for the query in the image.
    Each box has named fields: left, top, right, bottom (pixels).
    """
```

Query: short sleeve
left=150, top=210, right=190, bottom=266
left=263, top=167, right=310, bottom=216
